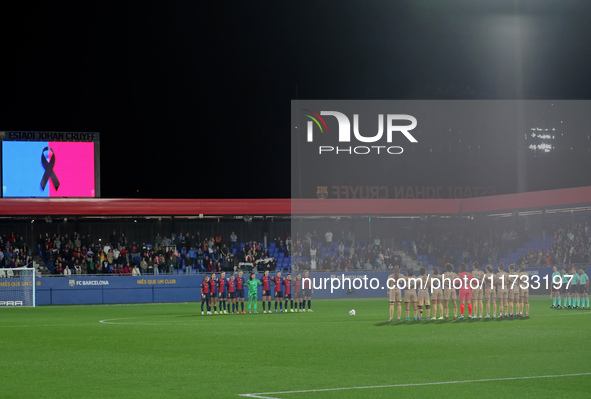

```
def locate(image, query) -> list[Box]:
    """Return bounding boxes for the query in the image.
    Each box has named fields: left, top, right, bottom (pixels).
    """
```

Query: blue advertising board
left=34, top=266, right=563, bottom=306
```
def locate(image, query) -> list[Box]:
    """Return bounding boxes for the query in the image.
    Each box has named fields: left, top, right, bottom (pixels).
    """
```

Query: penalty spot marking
left=238, top=372, right=591, bottom=398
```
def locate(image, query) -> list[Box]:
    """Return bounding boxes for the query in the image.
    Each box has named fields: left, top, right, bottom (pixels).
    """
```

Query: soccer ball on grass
left=349, top=309, right=356, bottom=316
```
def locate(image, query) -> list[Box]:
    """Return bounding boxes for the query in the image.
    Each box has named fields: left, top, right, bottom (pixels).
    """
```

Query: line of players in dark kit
left=199, top=269, right=314, bottom=315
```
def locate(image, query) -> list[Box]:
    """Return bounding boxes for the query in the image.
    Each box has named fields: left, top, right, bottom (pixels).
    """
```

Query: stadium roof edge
left=0, top=186, right=591, bottom=217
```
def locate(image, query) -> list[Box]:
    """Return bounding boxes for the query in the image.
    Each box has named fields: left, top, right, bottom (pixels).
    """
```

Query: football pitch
left=2, top=297, right=590, bottom=398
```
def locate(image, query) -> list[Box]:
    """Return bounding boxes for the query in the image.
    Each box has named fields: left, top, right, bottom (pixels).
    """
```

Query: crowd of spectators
left=3, top=217, right=591, bottom=277
left=290, top=230, right=403, bottom=272
left=0, top=232, right=33, bottom=277
left=517, top=222, right=591, bottom=266
left=291, top=228, right=523, bottom=272
left=289, top=222, right=591, bottom=272
left=233, top=236, right=289, bottom=271
left=409, top=221, right=591, bottom=269
left=38, top=230, right=292, bottom=276
left=410, top=227, right=526, bottom=267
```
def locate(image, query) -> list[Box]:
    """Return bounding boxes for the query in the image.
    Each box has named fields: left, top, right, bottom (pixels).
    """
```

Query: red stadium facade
left=0, top=186, right=591, bottom=216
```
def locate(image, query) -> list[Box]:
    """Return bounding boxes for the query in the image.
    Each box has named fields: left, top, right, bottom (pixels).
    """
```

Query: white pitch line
left=238, top=372, right=591, bottom=398
left=99, top=318, right=134, bottom=324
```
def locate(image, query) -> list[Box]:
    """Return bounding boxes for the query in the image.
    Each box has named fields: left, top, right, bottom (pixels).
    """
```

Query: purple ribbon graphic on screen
left=40, top=147, right=60, bottom=191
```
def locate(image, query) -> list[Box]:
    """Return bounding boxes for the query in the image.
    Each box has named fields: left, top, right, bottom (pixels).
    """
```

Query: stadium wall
left=1, top=185, right=591, bottom=216
left=35, top=267, right=561, bottom=306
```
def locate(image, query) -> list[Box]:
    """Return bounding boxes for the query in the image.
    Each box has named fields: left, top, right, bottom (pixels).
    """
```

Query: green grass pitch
left=1, top=297, right=590, bottom=398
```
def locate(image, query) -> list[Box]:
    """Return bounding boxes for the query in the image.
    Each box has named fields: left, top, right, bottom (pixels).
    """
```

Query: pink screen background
left=48, top=142, right=95, bottom=197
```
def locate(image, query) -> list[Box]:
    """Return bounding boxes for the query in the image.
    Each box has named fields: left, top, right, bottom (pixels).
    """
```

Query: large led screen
left=2, top=141, right=96, bottom=197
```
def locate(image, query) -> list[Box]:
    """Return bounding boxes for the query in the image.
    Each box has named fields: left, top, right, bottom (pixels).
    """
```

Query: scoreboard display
left=0, top=131, right=100, bottom=198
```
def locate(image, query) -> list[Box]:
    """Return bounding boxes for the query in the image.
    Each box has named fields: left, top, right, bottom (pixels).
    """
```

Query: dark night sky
left=2, top=1, right=591, bottom=199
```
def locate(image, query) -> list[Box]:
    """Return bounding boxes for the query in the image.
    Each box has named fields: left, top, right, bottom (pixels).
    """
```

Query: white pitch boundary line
left=238, top=372, right=591, bottom=398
